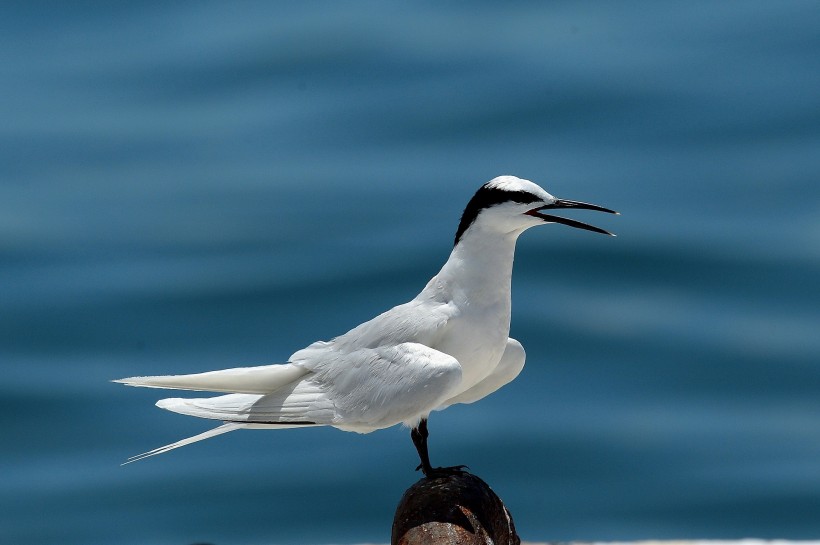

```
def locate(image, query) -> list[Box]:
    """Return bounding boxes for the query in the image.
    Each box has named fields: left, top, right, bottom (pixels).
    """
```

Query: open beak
left=526, top=198, right=619, bottom=236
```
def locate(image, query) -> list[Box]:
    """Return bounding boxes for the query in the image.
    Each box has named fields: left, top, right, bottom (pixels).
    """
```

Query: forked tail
left=123, top=422, right=245, bottom=464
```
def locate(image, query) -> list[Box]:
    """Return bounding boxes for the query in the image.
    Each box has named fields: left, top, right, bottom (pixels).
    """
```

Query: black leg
left=411, top=418, right=434, bottom=476
left=410, top=418, right=467, bottom=478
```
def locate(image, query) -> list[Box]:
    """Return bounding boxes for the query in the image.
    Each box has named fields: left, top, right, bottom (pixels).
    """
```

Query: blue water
left=2, top=2, right=820, bottom=544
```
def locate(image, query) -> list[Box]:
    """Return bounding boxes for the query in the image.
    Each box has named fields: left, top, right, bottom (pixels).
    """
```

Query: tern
left=116, top=175, right=617, bottom=474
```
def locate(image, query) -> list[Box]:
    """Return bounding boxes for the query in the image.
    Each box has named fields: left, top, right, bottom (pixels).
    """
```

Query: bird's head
left=454, top=175, right=618, bottom=246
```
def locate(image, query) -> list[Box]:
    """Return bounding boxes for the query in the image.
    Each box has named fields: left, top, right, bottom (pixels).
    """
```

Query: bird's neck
left=422, top=228, right=520, bottom=308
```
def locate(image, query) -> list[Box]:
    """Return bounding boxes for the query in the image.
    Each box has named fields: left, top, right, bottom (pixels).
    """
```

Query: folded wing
left=113, top=363, right=309, bottom=394
left=118, top=342, right=464, bottom=460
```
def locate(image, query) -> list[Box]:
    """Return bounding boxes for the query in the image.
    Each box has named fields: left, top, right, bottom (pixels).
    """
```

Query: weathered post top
left=392, top=471, right=520, bottom=545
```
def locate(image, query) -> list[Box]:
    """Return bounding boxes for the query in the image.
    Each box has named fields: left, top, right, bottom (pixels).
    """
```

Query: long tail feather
left=113, top=363, right=308, bottom=394
left=123, top=422, right=245, bottom=464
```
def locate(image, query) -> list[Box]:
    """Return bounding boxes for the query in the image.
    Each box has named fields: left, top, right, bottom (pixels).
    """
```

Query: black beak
left=526, top=198, right=619, bottom=236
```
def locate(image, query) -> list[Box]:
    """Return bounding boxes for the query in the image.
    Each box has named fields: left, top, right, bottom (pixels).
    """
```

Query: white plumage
left=116, top=175, right=616, bottom=473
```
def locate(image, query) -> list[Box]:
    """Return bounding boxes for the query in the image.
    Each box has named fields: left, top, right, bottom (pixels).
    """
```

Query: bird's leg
left=411, top=418, right=434, bottom=476
left=411, top=418, right=467, bottom=478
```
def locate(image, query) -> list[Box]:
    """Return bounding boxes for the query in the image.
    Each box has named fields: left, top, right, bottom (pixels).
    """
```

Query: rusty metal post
left=391, top=471, right=520, bottom=545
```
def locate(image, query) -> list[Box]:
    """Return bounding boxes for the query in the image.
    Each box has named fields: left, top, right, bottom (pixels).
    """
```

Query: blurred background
left=2, top=2, right=819, bottom=544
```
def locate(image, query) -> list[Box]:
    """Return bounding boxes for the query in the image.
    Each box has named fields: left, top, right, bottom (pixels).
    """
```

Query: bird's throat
left=433, top=230, right=518, bottom=311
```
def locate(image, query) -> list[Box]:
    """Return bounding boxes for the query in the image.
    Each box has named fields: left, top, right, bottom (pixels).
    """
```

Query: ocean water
left=2, top=2, right=819, bottom=544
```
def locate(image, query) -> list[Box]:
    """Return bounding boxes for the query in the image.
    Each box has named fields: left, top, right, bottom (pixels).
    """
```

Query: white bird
left=116, top=175, right=617, bottom=474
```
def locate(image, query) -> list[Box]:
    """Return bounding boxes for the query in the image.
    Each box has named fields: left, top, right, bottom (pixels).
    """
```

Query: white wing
left=154, top=385, right=325, bottom=424
left=305, top=341, right=464, bottom=431
left=118, top=297, right=462, bottom=461
left=152, top=342, right=464, bottom=433
left=113, top=363, right=309, bottom=394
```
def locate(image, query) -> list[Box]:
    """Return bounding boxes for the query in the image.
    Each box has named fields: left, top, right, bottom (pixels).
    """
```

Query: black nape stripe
left=453, top=184, right=541, bottom=246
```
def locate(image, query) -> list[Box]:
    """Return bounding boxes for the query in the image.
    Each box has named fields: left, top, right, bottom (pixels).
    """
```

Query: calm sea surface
left=2, top=2, right=819, bottom=544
